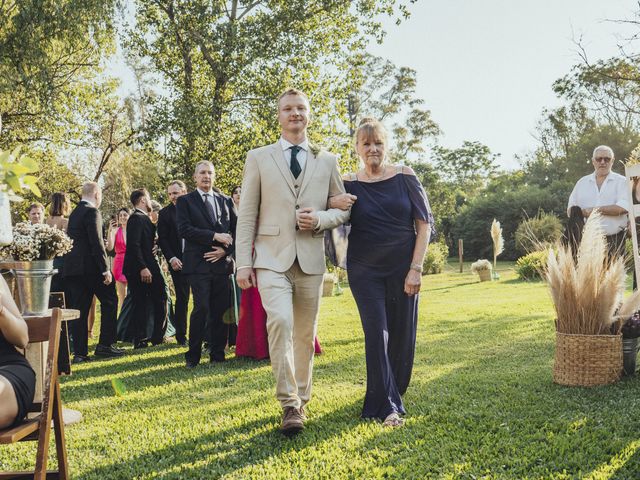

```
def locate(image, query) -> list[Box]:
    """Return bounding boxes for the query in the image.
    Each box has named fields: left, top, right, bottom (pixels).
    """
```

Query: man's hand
left=297, top=207, right=318, bottom=231
left=170, top=258, right=183, bottom=271
left=236, top=268, right=256, bottom=290
left=213, top=232, right=233, bottom=247
left=203, top=246, right=226, bottom=263
left=140, top=268, right=152, bottom=284
left=582, top=208, right=593, bottom=218
left=328, top=193, right=357, bottom=211
left=103, top=271, right=113, bottom=286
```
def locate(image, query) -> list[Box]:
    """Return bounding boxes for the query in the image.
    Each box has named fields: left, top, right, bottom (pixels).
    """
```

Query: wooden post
left=458, top=239, right=464, bottom=273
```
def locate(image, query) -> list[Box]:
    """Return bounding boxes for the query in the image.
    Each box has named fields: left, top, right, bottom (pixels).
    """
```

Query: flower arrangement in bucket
left=470, top=259, right=492, bottom=282
left=0, top=222, right=73, bottom=315
left=546, top=211, right=640, bottom=386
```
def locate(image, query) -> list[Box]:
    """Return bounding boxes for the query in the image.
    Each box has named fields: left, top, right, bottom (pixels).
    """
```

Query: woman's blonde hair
left=353, top=117, right=388, bottom=149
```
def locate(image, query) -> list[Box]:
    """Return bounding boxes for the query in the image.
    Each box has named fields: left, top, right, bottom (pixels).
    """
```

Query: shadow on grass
left=78, top=399, right=364, bottom=479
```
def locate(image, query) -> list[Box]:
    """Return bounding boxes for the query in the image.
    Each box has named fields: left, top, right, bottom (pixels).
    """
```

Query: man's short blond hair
left=278, top=88, right=309, bottom=108
left=193, top=161, right=214, bottom=175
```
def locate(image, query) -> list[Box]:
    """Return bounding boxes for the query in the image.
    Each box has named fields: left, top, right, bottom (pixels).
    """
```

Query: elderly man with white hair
left=567, top=145, right=629, bottom=258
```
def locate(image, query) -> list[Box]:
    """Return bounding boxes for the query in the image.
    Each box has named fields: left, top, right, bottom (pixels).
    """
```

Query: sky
left=366, top=0, right=639, bottom=169
left=109, top=0, right=639, bottom=171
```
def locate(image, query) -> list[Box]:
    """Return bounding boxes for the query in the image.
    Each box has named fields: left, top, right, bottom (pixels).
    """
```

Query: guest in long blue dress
left=329, top=117, right=434, bottom=427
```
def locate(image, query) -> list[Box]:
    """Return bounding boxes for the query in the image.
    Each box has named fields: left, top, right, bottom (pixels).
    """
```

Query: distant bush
left=515, top=213, right=563, bottom=255
left=423, top=242, right=449, bottom=274
left=515, top=250, right=549, bottom=280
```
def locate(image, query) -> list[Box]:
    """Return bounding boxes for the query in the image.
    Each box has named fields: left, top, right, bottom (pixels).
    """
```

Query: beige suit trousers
left=257, top=261, right=323, bottom=409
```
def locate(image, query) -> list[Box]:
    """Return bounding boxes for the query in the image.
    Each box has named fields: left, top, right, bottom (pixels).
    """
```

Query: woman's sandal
left=382, top=413, right=404, bottom=427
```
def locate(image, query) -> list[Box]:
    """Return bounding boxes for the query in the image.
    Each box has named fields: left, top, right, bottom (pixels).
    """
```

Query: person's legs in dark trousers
left=149, top=274, right=167, bottom=345
left=606, top=230, right=627, bottom=261
left=94, top=278, right=118, bottom=348
left=385, top=272, right=419, bottom=396
left=186, top=273, right=212, bottom=365
left=208, top=273, right=230, bottom=362
left=128, top=273, right=150, bottom=346
left=348, top=262, right=405, bottom=420
left=170, top=270, right=189, bottom=345
left=65, top=275, right=94, bottom=358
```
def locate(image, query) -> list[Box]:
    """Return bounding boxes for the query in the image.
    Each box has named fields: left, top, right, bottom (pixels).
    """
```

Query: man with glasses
left=567, top=145, right=629, bottom=257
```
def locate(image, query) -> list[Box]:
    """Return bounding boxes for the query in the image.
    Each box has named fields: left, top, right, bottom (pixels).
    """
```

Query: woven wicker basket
left=553, top=332, right=622, bottom=386
left=478, top=270, right=491, bottom=282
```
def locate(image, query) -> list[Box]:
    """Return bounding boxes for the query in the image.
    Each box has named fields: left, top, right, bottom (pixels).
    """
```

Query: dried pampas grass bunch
left=547, top=210, right=626, bottom=335
left=491, top=218, right=504, bottom=271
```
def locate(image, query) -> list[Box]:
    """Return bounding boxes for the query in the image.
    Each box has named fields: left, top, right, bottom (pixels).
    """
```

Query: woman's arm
left=106, top=223, right=118, bottom=251
left=0, top=277, right=29, bottom=348
left=404, top=219, right=431, bottom=296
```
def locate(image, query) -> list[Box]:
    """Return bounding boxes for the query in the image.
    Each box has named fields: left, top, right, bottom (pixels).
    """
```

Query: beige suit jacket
left=236, top=142, right=350, bottom=275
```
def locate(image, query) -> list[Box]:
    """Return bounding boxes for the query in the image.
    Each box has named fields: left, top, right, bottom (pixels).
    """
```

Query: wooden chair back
left=0, top=308, right=69, bottom=480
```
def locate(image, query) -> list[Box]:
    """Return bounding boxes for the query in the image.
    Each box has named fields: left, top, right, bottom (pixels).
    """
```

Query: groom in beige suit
left=236, top=89, right=352, bottom=436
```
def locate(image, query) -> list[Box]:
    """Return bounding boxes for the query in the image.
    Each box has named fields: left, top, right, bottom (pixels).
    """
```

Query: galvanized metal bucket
left=11, top=260, right=57, bottom=316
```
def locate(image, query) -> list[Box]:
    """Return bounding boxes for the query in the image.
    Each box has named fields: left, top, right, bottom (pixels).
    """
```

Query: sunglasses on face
left=595, top=157, right=612, bottom=163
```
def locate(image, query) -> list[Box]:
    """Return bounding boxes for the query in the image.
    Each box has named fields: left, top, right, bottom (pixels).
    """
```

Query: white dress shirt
left=196, top=187, right=220, bottom=220
left=567, top=171, right=629, bottom=235
left=280, top=138, right=309, bottom=173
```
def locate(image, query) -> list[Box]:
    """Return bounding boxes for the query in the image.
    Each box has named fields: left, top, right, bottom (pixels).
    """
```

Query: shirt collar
left=135, top=207, right=147, bottom=215
left=589, top=171, right=614, bottom=182
left=196, top=187, right=215, bottom=197
left=280, top=137, right=308, bottom=152
left=81, top=199, right=95, bottom=208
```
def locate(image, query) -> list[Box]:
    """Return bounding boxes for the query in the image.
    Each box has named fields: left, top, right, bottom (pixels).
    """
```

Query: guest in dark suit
left=122, top=188, right=167, bottom=348
left=63, top=182, right=123, bottom=362
left=157, top=180, right=190, bottom=346
left=177, top=161, right=237, bottom=368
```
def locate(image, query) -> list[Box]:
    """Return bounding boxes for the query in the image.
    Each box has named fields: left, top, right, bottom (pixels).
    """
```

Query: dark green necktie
left=290, top=145, right=302, bottom=179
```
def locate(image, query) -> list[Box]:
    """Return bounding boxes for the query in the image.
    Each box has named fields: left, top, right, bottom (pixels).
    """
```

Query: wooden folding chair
left=0, top=308, right=69, bottom=479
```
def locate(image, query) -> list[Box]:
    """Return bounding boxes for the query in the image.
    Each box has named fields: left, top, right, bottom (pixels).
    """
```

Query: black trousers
left=64, top=274, right=118, bottom=357
left=169, top=269, right=190, bottom=344
left=127, top=270, right=167, bottom=345
left=186, top=272, right=230, bottom=364
left=606, top=230, right=627, bottom=260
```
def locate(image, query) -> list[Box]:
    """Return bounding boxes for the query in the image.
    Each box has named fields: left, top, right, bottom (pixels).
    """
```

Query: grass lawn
left=3, top=262, right=640, bottom=479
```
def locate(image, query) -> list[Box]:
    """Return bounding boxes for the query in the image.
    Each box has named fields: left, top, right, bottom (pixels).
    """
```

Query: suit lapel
left=269, top=142, right=296, bottom=196
left=299, top=148, right=319, bottom=197
left=192, top=191, right=215, bottom=228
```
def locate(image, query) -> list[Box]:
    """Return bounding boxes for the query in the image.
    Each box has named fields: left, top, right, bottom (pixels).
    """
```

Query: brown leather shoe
left=281, top=406, right=304, bottom=436
left=299, top=405, right=307, bottom=421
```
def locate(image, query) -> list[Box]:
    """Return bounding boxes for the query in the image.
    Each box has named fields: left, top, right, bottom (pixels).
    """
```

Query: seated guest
left=27, top=202, right=45, bottom=224
left=0, top=274, right=35, bottom=428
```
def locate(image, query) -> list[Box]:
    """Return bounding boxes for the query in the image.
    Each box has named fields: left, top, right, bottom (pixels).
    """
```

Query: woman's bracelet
left=410, top=263, right=423, bottom=273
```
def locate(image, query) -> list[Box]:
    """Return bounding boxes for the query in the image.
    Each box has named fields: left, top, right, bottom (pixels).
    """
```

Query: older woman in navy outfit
left=329, top=117, right=433, bottom=427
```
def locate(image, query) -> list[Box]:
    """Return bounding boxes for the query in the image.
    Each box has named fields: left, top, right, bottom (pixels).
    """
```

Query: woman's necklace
left=363, top=165, right=386, bottom=181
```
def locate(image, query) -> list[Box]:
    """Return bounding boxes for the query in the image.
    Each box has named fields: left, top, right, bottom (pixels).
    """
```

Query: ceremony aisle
left=2, top=263, right=640, bottom=478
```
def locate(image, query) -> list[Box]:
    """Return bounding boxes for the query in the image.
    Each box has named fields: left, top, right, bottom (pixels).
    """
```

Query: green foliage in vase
left=0, top=147, right=40, bottom=199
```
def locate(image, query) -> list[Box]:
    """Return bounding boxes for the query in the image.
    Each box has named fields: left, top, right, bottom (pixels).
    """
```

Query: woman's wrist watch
left=410, top=263, right=423, bottom=273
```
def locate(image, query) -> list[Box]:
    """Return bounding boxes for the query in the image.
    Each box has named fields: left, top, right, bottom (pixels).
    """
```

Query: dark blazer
left=63, top=201, right=109, bottom=277
left=157, top=203, right=182, bottom=266
left=176, top=190, right=237, bottom=275
left=123, top=209, right=161, bottom=277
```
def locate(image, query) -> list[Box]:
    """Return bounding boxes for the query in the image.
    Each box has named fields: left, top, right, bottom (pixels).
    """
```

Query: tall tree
left=125, top=0, right=416, bottom=191
left=0, top=0, right=119, bottom=148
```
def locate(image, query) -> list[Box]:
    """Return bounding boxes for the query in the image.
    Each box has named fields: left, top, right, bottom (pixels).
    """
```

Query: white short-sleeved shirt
left=567, top=171, right=629, bottom=235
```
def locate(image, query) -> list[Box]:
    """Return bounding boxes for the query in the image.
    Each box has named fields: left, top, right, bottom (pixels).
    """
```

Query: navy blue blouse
left=343, top=173, right=434, bottom=268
